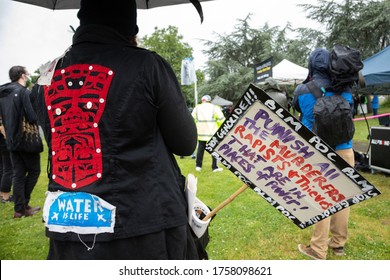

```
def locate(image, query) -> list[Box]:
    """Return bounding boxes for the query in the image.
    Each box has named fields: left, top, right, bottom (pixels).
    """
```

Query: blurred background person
left=372, top=95, right=379, bottom=116
left=192, top=94, right=225, bottom=172
left=261, top=77, right=288, bottom=109
left=0, top=118, right=13, bottom=203
left=0, top=66, right=41, bottom=218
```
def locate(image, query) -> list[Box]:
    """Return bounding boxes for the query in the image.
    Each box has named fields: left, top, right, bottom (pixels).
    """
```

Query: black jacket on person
left=0, top=82, right=38, bottom=151
left=31, top=24, right=197, bottom=242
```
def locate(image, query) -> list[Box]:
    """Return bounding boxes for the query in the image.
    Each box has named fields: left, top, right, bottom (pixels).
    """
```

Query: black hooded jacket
left=31, top=25, right=197, bottom=242
left=0, top=82, right=38, bottom=151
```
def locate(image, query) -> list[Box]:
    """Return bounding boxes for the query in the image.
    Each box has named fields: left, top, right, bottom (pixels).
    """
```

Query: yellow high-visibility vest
left=192, top=102, right=225, bottom=141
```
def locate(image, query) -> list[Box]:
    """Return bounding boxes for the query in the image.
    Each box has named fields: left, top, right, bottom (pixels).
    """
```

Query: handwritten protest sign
left=206, top=84, right=381, bottom=229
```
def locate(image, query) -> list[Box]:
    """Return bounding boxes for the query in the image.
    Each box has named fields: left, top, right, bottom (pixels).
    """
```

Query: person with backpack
left=0, top=66, right=42, bottom=218
left=294, top=46, right=361, bottom=260
left=292, top=48, right=332, bottom=131
left=0, top=119, right=13, bottom=203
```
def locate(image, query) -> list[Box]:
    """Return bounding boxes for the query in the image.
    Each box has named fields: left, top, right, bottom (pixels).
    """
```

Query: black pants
left=10, top=151, right=41, bottom=213
left=0, top=149, right=13, bottom=193
left=47, top=225, right=199, bottom=260
left=196, top=140, right=218, bottom=170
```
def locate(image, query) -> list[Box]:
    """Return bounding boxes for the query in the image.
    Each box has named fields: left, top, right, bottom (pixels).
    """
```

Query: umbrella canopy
left=12, top=0, right=213, bottom=22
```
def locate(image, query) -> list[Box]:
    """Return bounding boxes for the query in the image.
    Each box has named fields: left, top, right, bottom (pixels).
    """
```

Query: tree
left=199, top=1, right=390, bottom=105
left=200, top=15, right=292, bottom=103
left=300, top=0, right=390, bottom=58
left=282, top=27, right=327, bottom=67
left=199, top=14, right=322, bottom=103
left=141, top=26, right=203, bottom=107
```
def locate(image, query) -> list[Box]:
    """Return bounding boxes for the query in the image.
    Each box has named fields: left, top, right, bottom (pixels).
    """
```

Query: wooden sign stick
left=202, top=184, right=249, bottom=221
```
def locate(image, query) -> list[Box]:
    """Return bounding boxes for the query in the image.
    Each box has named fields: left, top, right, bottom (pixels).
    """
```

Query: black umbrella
left=12, top=0, right=214, bottom=22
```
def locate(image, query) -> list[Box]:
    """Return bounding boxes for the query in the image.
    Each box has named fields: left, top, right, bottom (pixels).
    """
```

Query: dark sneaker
left=298, top=244, right=324, bottom=260
left=26, top=205, right=41, bottom=212
left=13, top=208, right=39, bottom=219
left=14, top=212, right=25, bottom=218
left=332, top=247, right=345, bottom=256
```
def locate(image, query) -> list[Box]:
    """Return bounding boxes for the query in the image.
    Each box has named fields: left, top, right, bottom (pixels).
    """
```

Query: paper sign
left=37, top=47, right=71, bottom=86
left=206, top=84, right=381, bottom=229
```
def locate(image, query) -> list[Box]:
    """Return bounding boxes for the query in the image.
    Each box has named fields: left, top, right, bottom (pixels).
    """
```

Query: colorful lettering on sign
left=207, top=84, right=381, bottom=229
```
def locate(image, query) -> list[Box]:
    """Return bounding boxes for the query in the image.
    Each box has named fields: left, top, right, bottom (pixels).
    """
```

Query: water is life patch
left=43, top=191, right=116, bottom=234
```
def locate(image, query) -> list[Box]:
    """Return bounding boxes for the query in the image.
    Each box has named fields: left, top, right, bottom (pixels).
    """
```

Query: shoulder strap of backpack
left=306, top=81, right=325, bottom=99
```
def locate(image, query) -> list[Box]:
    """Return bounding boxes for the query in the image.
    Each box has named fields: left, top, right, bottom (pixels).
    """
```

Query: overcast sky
left=0, top=0, right=319, bottom=84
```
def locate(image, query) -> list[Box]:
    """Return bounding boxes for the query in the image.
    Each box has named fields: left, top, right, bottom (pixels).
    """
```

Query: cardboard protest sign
left=206, top=84, right=381, bottom=229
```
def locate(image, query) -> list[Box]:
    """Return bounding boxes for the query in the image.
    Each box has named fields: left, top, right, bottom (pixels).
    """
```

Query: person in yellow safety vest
left=192, top=95, right=225, bottom=172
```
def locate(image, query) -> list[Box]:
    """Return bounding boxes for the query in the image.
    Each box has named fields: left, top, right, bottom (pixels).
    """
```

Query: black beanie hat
left=77, top=0, right=139, bottom=36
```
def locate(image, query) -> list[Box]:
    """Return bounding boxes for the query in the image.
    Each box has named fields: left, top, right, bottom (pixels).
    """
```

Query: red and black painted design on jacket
left=44, top=64, right=114, bottom=189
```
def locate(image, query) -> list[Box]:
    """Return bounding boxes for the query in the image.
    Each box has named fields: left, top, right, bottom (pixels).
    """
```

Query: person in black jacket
left=0, top=123, right=13, bottom=203
left=0, top=66, right=41, bottom=218
left=31, top=0, right=198, bottom=260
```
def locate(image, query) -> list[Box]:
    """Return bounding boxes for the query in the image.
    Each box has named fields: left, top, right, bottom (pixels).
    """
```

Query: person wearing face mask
left=0, top=66, right=42, bottom=218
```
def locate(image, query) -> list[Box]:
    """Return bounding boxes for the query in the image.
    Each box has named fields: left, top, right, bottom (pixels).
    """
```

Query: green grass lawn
left=0, top=102, right=389, bottom=260
left=180, top=155, right=389, bottom=260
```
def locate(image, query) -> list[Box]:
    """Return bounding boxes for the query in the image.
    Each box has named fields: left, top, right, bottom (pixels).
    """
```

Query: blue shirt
left=372, top=95, right=379, bottom=109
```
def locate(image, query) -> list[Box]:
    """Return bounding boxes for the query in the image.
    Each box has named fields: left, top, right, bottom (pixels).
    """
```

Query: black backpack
left=310, top=45, right=361, bottom=148
left=312, top=92, right=355, bottom=148
left=329, top=45, right=363, bottom=91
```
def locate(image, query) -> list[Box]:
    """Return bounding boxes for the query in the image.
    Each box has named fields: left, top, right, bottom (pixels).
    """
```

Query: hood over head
left=77, top=0, right=139, bottom=37
left=304, top=48, right=330, bottom=82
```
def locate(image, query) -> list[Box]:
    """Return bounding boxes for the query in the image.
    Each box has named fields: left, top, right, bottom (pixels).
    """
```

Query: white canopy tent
left=211, top=95, right=233, bottom=106
left=271, top=59, right=308, bottom=85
